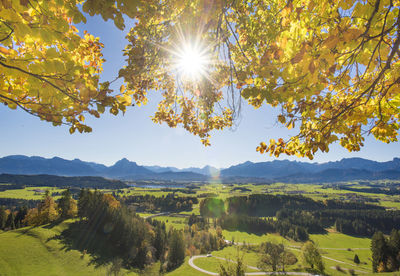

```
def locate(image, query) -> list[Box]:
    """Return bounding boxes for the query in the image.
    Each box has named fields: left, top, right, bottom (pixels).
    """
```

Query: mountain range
left=0, top=155, right=400, bottom=183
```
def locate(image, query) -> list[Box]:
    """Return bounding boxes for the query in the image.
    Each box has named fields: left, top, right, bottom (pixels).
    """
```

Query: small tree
left=302, top=241, right=324, bottom=273
left=258, top=242, right=297, bottom=272
left=354, top=254, right=360, bottom=264
left=258, top=242, right=284, bottom=271
left=219, top=250, right=245, bottom=276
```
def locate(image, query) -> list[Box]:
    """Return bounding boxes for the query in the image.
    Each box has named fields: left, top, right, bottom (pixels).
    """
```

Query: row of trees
left=121, top=193, right=198, bottom=213
left=258, top=241, right=324, bottom=273
left=219, top=241, right=324, bottom=275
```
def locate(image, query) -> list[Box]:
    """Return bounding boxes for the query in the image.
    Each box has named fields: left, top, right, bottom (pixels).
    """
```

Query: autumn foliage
left=1, top=0, right=400, bottom=157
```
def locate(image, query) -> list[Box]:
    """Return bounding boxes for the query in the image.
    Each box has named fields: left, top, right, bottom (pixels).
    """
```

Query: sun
left=173, top=40, right=210, bottom=81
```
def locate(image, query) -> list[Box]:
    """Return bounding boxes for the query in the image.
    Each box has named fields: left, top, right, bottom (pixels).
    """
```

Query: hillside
left=0, top=220, right=137, bottom=276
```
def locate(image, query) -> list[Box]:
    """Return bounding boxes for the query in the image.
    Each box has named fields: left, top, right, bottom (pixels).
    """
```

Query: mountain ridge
left=0, top=155, right=399, bottom=183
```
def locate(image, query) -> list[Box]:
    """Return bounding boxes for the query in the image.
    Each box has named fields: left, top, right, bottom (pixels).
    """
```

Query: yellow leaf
left=0, top=46, right=9, bottom=56
left=120, top=84, right=125, bottom=93
left=323, top=35, right=340, bottom=49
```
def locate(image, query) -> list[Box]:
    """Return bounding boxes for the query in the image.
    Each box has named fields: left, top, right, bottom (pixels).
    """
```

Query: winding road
left=188, top=246, right=371, bottom=275
left=188, top=255, right=315, bottom=276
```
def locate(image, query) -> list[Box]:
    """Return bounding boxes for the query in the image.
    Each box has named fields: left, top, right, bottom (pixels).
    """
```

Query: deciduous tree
left=0, top=0, right=135, bottom=133
left=58, top=189, right=77, bottom=219
left=302, top=241, right=324, bottom=273
left=3, top=0, right=400, bottom=158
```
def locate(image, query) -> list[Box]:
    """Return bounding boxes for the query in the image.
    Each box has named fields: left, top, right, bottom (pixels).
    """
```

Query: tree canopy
left=1, top=0, right=399, bottom=157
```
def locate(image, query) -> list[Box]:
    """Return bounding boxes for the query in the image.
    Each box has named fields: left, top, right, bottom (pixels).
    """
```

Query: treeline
left=218, top=214, right=309, bottom=241
left=0, top=205, right=28, bottom=230
left=122, top=193, right=198, bottom=213
left=0, top=197, right=39, bottom=209
left=326, top=209, right=400, bottom=236
left=200, top=194, right=396, bottom=239
left=340, top=186, right=400, bottom=195
left=0, top=174, right=127, bottom=189
left=226, top=194, right=322, bottom=216
left=0, top=189, right=76, bottom=230
left=0, top=183, right=23, bottom=191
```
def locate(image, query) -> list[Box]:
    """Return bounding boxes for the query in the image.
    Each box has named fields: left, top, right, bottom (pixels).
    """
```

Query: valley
left=1, top=177, right=400, bottom=275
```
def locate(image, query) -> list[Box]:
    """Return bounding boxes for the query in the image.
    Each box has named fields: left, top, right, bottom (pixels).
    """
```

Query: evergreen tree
left=154, top=223, right=167, bottom=261
left=14, top=206, right=28, bottom=228
left=58, top=189, right=77, bottom=219
left=5, top=212, right=16, bottom=230
left=371, top=231, right=389, bottom=272
left=167, top=230, right=185, bottom=271
left=354, top=254, right=360, bottom=264
left=0, top=206, right=7, bottom=230
left=388, top=229, right=400, bottom=271
left=389, top=229, right=400, bottom=254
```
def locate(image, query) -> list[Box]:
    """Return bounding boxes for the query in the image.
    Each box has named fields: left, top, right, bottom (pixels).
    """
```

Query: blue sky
left=0, top=14, right=399, bottom=168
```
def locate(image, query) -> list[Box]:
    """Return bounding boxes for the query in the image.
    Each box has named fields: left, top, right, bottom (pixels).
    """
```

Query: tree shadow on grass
left=50, top=220, right=119, bottom=268
left=42, top=219, right=64, bottom=229
left=15, top=226, right=36, bottom=237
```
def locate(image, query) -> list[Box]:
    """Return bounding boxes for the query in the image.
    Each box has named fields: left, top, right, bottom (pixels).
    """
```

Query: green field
left=0, top=220, right=138, bottom=276
left=2, top=182, right=399, bottom=275
left=152, top=215, right=188, bottom=230
left=0, top=186, right=65, bottom=200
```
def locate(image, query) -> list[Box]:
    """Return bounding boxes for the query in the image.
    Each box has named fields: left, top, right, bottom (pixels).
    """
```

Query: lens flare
left=174, top=41, right=210, bottom=81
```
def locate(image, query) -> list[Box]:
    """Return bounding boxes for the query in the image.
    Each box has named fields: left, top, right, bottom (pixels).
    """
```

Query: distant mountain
left=125, top=171, right=209, bottom=181
left=220, top=160, right=315, bottom=178
left=0, top=155, right=399, bottom=183
left=144, top=165, right=180, bottom=173
left=0, top=155, right=101, bottom=176
left=144, top=165, right=219, bottom=176
left=106, top=158, right=152, bottom=177
left=317, top=157, right=400, bottom=172
left=220, top=158, right=400, bottom=181
left=0, top=156, right=214, bottom=181
left=180, top=165, right=220, bottom=176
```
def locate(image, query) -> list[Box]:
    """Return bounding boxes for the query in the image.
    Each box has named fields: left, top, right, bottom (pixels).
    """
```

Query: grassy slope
left=0, top=220, right=137, bottom=276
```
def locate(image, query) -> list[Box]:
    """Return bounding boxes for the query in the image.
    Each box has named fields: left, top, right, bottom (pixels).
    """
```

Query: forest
left=200, top=194, right=400, bottom=239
